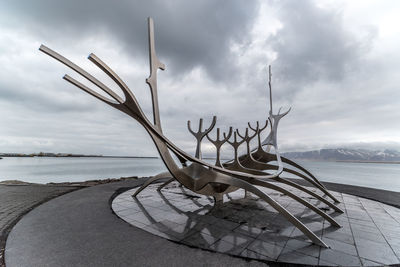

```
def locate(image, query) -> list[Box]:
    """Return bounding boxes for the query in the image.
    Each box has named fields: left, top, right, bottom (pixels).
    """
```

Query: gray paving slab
left=319, top=248, right=361, bottom=266
left=112, top=181, right=400, bottom=266
left=5, top=179, right=268, bottom=267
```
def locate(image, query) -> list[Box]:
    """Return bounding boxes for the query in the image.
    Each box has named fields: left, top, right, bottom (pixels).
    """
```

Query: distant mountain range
left=282, top=148, right=400, bottom=162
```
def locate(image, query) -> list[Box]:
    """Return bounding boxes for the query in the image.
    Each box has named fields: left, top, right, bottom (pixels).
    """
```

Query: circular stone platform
left=112, top=181, right=400, bottom=266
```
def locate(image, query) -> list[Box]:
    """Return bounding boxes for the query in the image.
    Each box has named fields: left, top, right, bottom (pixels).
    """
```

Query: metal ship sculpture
left=40, top=18, right=342, bottom=248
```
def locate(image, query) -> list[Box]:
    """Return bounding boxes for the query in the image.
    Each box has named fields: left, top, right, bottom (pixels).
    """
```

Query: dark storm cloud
left=269, top=0, right=376, bottom=90
left=3, top=0, right=259, bottom=81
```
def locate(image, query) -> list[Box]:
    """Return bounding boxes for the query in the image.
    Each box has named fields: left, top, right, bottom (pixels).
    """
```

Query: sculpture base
left=112, top=181, right=400, bottom=266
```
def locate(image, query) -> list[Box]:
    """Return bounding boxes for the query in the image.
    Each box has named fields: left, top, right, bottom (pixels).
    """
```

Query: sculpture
left=39, top=17, right=343, bottom=248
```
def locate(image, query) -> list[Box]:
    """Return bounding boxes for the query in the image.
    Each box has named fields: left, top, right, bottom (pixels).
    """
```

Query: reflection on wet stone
left=112, top=181, right=400, bottom=266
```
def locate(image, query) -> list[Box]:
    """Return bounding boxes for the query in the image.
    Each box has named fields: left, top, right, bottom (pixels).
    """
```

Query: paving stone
left=352, top=228, right=387, bottom=243
left=257, top=229, right=291, bottom=247
left=355, top=238, right=399, bottom=264
left=346, top=212, right=371, bottom=221
left=247, top=239, right=284, bottom=260
left=240, top=249, right=274, bottom=261
left=319, top=248, right=361, bottom=266
left=277, top=250, right=319, bottom=265
left=324, top=224, right=353, bottom=236
left=290, top=223, right=324, bottom=238
left=233, top=224, right=263, bottom=238
left=318, top=259, right=339, bottom=266
left=112, top=181, right=400, bottom=266
left=282, top=238, right=321, bottom=258
left=199, top=224, right=232, bottom=240
left=349, top=220, right=379, bottom=231
left=321, top=237, right=358, bottom=256
left=360, top=257, right=385, bottom=266
left=377, top=227, right=400, bottom=238
left=387, top=242, right=400, bottom=259
left=211, top=218, right=240, bottom=231
left=209, top=239, right=248, bottom=255
left=322, top=229, right=355, bottom=245
left=181, top=230, right=218, bottom=249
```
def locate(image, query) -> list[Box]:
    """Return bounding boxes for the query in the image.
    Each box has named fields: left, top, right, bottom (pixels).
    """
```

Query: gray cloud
left=0, top=0, right=399, bottom=159
left=3, top=0, right=259, bottom=81
left=268, top=0, right=377, bottom=100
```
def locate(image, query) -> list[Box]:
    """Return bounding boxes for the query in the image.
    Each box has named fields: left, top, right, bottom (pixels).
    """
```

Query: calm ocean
left=0, top=157, right=399, bottom=192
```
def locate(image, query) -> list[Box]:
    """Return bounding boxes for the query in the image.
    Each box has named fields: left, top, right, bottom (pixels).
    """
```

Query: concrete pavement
left=0, top=184, right=79, bottom=267
left=5, top=179, right=268, bottom=267
left=3, top=178, right=400, bottom=266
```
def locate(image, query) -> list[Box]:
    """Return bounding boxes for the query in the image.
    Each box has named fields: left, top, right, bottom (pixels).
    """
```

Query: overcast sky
left=1, top=0, right=400, bottom=157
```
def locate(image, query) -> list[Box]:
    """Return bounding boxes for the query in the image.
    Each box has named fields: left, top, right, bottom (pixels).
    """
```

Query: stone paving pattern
left=113, top=182, right=400, bottom=266
left=0, top=184, right=78, bottom=266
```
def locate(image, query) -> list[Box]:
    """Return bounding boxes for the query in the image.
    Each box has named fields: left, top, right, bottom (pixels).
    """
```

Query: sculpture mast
left=268, top=65, right=273, bottom=117
left=265, top=65, right=273, bottom=152
left=146, top=17, right=165, bottom=132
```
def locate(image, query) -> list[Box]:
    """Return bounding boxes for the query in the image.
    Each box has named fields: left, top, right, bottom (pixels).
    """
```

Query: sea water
left=0, top=157, right=166, bottom=184
left=0, top=157, right=399, bottom=192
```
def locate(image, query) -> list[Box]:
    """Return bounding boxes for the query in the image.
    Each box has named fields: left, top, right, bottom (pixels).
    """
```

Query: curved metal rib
left=132, top=175, right=168, bottom=197
left=42, top=50, right=330, bottom=247
left=63, top=75, right=119, bottom=106
left=140, top=124, right=335, bottom=247
left=39, top=45, right=124, bottom=104
left=40, top=18, right=340, bottom=248
left=187, top=116, right=217, bottom=159
left=157, top=177, right=175, bottom=191
left=232, top=124, right=342, bottom=211
left=237, top=125, right=261, bottom=166
left=234, top=155, right=343, bottom=212
left=244, top=118, right=340, bottom=203
left=206, top=127, right=232, bottom=167
left=272, top=177, right=344, bottom=213
left=223, top=131, right=266, bottom=176
left=41, top=45, right=296, bottom=183
left=40, top=21, right=337, bottom=186
left=190, top=170, right=329, bottom=247
left=247, top=120, right=268, bottom=158
left=250, top=179, right=341, bottom=227
left=253, top=150, right=340, bottom=203
left=236, top=150, right=342, bottom=211
left=280, top=156, right=327, bottom=189
left=224, top=131, right=245, bottom=168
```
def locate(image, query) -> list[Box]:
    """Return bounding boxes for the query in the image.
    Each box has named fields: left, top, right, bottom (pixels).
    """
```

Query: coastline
left=0, top=176, right=140, bottom=187
left=0, top=155, right=158, bottom=159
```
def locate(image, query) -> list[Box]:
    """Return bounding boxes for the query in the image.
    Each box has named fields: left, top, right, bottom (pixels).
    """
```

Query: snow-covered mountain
left=283, top=148, right=400, bottom=162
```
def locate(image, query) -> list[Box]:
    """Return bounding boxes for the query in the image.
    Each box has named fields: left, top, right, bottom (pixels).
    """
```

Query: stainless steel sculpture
left=40, top=17, right=343, bottom=248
